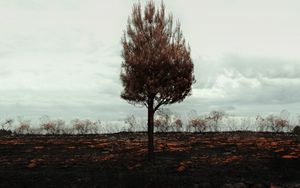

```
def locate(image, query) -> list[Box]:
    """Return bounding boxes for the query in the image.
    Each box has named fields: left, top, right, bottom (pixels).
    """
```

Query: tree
left=124, top=115, right=138, bottom=132
left=121, top=1, right=195, bottom=161
left=207, top=110, right=226, bottom=131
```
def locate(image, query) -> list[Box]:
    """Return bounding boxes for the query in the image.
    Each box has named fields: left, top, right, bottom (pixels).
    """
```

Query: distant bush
left=72, top=119, right=101, bottom=134
left=187, top=110, right=226, bottom=132
left=0, top=119, right=13, bottom=136
left=223, top=117, right=238, bottom=131
left=256, top=110, right=290, bottom=132
left=239, top=117, right=252, bottom=131
left=0, top=119, right=13, bottom=130
left=187, top=117, right=207, bottom=132
left=172, top=118, right=183, bottom=132
left=206, top=110, right=226, bottom=132
left=154, top=109, right=172, bottom=132
left=15, top=119, right=30, bottom=134
left=40, top=116, right=65, bottom=134
left=154, top=109, right=183, bottom=132
left=124, top=115, right=137, bottom=132
left=2, top=109, right=300, bottom=135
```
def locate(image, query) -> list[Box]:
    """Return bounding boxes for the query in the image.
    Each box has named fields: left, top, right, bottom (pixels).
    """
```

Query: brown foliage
left=256, top=112, right=290, bottom=132
left=121, top=1, right=194, bottom=109
left=188, top=118, right=207, bottom=132
left=15, top=120, right=30, bottom=134
left=72, top=119, right=101, bottom=134
left=40, top=116, right=65, bottom=135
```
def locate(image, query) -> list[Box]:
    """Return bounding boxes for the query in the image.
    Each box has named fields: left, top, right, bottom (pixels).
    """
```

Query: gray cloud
left=1, top=0, right=300, bottom=121
left=223, top=55, right=300, bottom=79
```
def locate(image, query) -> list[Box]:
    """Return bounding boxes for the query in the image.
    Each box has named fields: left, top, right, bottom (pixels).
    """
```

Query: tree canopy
left=121, top=1, right=195, bottom=111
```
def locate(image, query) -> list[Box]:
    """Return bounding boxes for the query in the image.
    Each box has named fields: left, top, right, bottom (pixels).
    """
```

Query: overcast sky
left=1, top=0, right=300, bottom=121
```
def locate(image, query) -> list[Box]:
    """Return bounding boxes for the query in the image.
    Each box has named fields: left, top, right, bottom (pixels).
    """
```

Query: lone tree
left=121, top=1, right=194, bottom=161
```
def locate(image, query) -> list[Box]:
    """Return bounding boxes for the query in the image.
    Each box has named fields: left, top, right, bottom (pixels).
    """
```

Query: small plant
left=256, top=115, right=269, bottom=131
left=124, top=115, right=137, bottom=132
left=1, top=119, right=13, bottom=130
left=172, top=118, right=183, bottom=132
left=154, top=109, right=172, bottom=132
left=0, top=119, right=13, bottom=136
left=154, top=118, right=171, bottom=132
left=273, top=118, right=289, bottom=132
left=187, top=117, right=207, bottom=132
left=72, top=119, right=100, bottom=134
left=40, top=116, right=65, bottom=134
left=224, top=117, right=238, bottom=131
left=240, top=117, right=251, bottom=131
left=256, top=111, right=290, bottom=132
left=207, top=110, right=226, bottom=132
left=15, top=119, right=31, bottom=134
left=90, top=120, right=102, bottom=134
left=154, top=109, right=178, bottom=132
left=41, top=121, right=56, bottom=134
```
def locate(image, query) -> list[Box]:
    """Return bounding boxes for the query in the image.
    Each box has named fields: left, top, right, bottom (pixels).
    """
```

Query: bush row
left=1, top=110, right=300, bottom=135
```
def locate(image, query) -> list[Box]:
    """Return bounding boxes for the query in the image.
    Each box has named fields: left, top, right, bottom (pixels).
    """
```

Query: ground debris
left=0, top=132, right=299, bottom=187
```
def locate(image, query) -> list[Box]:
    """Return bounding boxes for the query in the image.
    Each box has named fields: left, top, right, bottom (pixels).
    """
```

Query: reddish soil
left=0, top=132, right=299, bottom=188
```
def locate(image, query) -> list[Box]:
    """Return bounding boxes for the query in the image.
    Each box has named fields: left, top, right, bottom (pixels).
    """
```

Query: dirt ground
left=0, top=132, right=299, bottom=188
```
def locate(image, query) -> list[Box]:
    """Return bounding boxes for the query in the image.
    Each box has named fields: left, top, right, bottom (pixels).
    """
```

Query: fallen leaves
left=281, top=155, right=298, bottom=159
left=223, top=156, right=243, bottom=164
left=27, top=159, right=44, bottom=168
left=34, top=146, right=44, bottom=150
left=177, top=165, right=185, bottom=172
left=273, top=148, right=284, bottom=153
left=100, top=154, right=114, bottom=161
left=0, top=140, right=24, bottom=145
left=127, top=163, right=141, bottom=170
left=0, top=132, right=298, bottom=171
left=177, top=161, right=192, bottom=172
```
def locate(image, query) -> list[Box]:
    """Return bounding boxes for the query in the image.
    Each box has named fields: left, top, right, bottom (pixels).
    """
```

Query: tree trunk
left=147, top=99, right=155, bottom=161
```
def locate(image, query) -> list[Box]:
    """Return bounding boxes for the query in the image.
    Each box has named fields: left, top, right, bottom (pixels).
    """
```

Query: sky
left=1, top=0, right=300, bottom=122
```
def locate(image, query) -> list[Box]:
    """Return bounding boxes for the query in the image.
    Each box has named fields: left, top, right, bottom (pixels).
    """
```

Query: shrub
left=15, top=120, right=30, bottom=134
left=224, top=117, right=238, bottom=131
left=0, top=119, right=13, bottom=130
left=239, top=117, right=251, bottom=131
left=154, top=118, right=170, bottom=132
left=41, top=122, right=54, bottom=134
left=187, top=117, right=207, bottom=132
left=256, top=115, right=269, bottom=131
left=206, top=110, right=226, bottom=131
left=172, top=118, right=183, bottom=132
left=91, top=120, right=102, bottom=134
left=72, top=119, right=101, bottom=134
left=273, top=118, right=289, bottom=132
left=154, top=109, right=172, bottom=132
left=73, top=119, right=90, bottom=134
left=124, top=115, right=137, bottom=132
left=256, top=111, right=290, bottom=132
left=40, top=116, right=65, bottom=134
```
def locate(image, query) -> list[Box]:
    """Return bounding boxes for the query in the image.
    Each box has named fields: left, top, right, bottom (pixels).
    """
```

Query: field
left=0, top=132, right=299, bottom=188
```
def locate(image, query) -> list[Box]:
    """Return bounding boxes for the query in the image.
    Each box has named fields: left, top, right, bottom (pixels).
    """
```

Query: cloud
left=189, top=54, right=300, bottom=113
left=1, top=0, right=300, bottom=121
left=223, top=55, right=300, bottom=79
